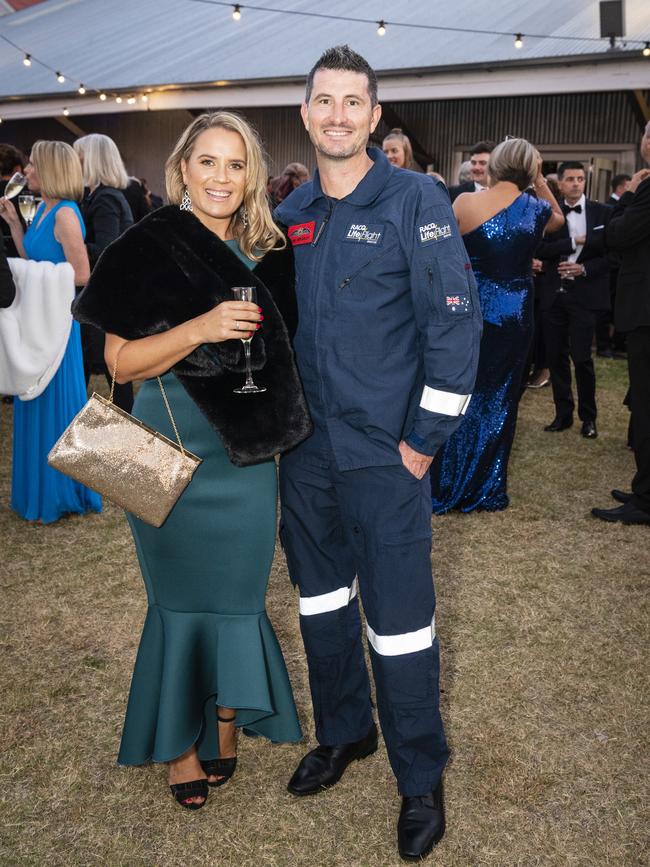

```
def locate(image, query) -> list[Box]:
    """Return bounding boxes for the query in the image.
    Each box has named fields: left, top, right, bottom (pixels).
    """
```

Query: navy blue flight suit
left=275, top=148, right=482, bottom=796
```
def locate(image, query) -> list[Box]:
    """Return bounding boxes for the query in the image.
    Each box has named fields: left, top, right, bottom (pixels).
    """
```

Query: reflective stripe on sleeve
left=366, top=615, right=436, bottom=657
left=299, top=577, right=358, bottom=616
left=420, top=386, right=471, bottom=416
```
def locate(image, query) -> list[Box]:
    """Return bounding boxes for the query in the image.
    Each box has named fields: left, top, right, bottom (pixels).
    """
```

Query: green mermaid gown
left=117, top=242, right=302, bottom=765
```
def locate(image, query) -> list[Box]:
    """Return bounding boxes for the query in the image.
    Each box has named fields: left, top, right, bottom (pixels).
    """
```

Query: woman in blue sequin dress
left=0, top=141, right=101, bottom=523
left=430, top=139, right=564, bottom=513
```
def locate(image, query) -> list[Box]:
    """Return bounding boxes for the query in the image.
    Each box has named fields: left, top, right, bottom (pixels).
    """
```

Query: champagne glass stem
left=243, top=339, right=255, bottom=388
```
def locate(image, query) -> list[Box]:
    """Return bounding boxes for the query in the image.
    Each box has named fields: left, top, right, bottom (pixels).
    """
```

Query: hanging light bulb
left=63, top=107, right=70, bottom=116
left=115, top=96, right=123, bottom=104
left=232, top=4, right=241, bottom=20
left=78, top=84, right=86, bottom=94
left=23, top=54, right=32, bottom=67
left=127, top=96, right=136, bottom=104
left=643, top=42, right=650, bottom=57
left=514, top=33, right=523, bottom=49
left=140, top=94, right=149, bottom=102
left=377, top=20, right=386, bottom=36
left=99, top=92, right=107, bottom=101
left=56, top=71, right=65, bottom=83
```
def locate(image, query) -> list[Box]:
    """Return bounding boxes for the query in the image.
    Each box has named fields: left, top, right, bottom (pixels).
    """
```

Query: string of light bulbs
left=0, top=30, right=153, bottom=121
left=187, top=0, right=650, bottom=52
left=0, top=0, right=648, bottom=123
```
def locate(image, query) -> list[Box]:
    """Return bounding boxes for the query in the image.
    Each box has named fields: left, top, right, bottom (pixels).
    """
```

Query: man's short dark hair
left=557, top=161, right=585, bottom=178
left=469, top=141, right=496, bottom=156
left=0, top=143, right=26, bottom=177
left=611, top=173, right=631, bottom=191
left=305, top=45, right=378, bottom=107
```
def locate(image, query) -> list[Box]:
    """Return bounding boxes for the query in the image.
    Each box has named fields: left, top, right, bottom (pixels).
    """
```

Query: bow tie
left=563, top=203, right=582, bottom=214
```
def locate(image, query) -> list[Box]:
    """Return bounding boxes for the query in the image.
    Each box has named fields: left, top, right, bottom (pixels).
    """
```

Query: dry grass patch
left=0, top=359, right=648, bottom=866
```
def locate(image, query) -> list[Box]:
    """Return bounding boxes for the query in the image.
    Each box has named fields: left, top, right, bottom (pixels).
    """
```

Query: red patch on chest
left=288, top=221, right=315, bottom=245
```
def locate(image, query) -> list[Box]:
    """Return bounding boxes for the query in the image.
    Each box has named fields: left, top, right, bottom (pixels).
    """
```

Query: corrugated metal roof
left=0, top=0, right=648, bottom=99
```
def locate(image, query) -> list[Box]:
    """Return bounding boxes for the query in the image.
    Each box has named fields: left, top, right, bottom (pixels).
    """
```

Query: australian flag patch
left=445, top=294, right=471, bottom=313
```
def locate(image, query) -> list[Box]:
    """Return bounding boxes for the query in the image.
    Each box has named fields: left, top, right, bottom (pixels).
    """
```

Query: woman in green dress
left=72, top=112, right=312, bottom=809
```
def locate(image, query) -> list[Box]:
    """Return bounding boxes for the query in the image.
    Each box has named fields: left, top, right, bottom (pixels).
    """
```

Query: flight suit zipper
left=338, top=242, right=400, bottom=289
left=310, top=198, right=336, bottom=418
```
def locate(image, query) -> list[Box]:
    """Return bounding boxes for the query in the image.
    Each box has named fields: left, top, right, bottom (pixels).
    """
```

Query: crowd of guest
left=0, top=119, right=648, bottom=528
left=0, top=134, right=158, bottom=522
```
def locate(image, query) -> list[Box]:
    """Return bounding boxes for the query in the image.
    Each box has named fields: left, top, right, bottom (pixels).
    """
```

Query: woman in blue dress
left=430, top=138, right=564, bottom=513
left=0, top=140, right=101, bottom=523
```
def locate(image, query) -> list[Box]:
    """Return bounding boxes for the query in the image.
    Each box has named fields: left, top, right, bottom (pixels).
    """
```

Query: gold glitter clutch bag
left=48, top=363, right=201, bottom=528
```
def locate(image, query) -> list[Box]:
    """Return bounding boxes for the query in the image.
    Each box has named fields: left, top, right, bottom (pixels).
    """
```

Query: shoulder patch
left=418, top=221, right=453, bottom=245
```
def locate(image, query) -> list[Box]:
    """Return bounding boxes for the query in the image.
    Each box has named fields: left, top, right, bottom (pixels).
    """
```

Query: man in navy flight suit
left=275, top=46, right=482, bottom=862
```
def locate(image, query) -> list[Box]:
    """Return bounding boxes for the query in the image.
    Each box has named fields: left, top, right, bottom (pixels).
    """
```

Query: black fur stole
left=72, top=206, right=312, bottom=466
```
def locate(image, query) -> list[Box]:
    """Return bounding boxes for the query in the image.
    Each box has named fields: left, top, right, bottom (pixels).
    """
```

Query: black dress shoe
left=287, top=724, right=378, bottom=795
left=544, top=416, right=573, bottom=432
left=581, top=420, right=598, bottom=438
left=398, top=782, right=445, bottom=862
left=611, top=489, right=632, bottom=504
left=591, top=502, right=650, bottom=526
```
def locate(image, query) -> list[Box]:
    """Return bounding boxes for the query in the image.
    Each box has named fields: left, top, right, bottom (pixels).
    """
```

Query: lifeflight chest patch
left=342, top=223, right=384, bottom=245
left=288, top=221, right=315, bottom=245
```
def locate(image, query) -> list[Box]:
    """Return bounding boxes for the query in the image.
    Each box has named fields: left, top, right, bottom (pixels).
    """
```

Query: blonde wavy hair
left=30, top=140, right=83, bottom=201
left=165, top=111, right=284, bottom=260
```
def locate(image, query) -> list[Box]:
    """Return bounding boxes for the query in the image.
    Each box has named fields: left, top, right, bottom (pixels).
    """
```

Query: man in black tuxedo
left=593, top=123, right=650, bottom=526
left=607, top=173, right=631, bottom=206
left=597, top=173, right=632, bottom=357
left=536, top=161, right=612, bottom=438
left=448, top=141, right=495, bottom=202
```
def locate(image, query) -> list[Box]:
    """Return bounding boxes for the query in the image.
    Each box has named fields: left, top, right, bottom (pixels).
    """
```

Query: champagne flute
left=3, top=172, right=26, bottom=200
left=18, top=194, right=36, bottom=225
left=557, top=256, right=572, bottom=294
left=231, top=286, right=266, bottom=394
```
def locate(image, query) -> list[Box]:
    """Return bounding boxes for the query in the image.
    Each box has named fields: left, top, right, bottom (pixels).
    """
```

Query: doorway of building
left=539, top=145, right=636, bottom=202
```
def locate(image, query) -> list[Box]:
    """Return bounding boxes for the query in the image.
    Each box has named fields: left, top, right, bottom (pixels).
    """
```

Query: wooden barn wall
left=0, top=90, right=646, bottom=199
left=0, top=109, right=195, bottom=199
left=377, top=90, right=649, bottom=181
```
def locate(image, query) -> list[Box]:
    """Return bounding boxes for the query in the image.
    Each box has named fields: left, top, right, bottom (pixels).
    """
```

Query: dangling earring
left=241, top=207, right=249, bottom=228
left=180, top=187, right=193, bottom=212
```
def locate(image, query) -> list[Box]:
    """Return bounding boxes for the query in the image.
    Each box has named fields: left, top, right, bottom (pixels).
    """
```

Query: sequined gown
left=430, top=193, right=551, bottom=512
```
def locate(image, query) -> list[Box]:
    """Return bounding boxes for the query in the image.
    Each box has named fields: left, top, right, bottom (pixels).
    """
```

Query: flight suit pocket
left=426, top=257, right=474, bottom=319
left=338, top=242, right=401, bottom=301
left=278, top=521, right=299, bottom=587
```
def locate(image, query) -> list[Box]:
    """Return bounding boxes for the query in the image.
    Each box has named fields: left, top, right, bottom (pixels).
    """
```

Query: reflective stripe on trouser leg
left=279, top=449, right=373, bottom=745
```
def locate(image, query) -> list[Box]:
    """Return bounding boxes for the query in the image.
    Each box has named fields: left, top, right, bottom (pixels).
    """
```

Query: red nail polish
left=256, top=324, right=261, bottom=329
left=260, top=315, right=264, bottom=321
left=258, top=307, right=262, bottom=313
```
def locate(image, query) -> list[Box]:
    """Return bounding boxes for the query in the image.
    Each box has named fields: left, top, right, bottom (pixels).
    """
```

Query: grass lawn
left=0, top=358, right=647, bottom=866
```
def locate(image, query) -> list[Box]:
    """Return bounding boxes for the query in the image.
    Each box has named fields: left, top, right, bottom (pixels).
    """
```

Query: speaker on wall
left=599, top=1, right=625, bottom=40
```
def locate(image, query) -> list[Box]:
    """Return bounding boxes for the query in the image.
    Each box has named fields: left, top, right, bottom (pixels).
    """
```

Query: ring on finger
left=235, top=320, right=240, bottom=330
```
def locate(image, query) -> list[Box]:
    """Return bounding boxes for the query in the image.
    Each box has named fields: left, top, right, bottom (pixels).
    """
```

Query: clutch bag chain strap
left=110, top=353, right=186, bottom=456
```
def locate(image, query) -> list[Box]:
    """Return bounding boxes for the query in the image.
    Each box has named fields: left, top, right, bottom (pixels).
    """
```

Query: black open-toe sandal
left=169, top=778, right=209, bottom=810
left=201, top=713, right=238, bottom=788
